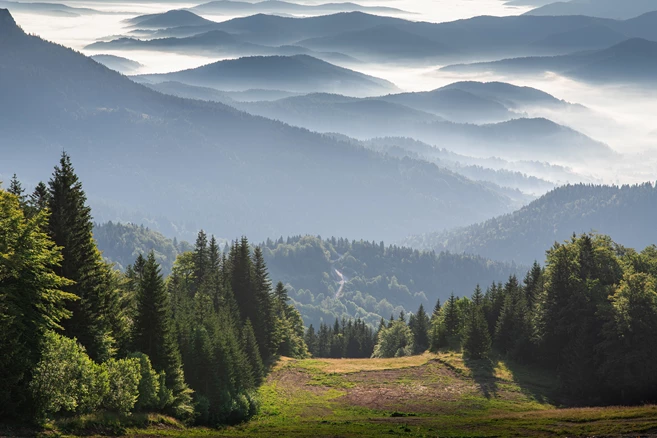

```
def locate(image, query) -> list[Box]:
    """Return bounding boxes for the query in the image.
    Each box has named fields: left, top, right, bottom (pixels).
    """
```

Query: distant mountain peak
left=0, top=8, right=17, bottom=28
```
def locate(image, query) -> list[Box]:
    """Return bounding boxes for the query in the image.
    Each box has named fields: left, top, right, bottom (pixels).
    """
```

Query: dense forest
left=368, top=234, right=657, bottom=403
left=93, top=225, right=523, bottom=328
left=0, top=154, right=307, bottom=426
left=4, top=155, right=657, bottom=433
left=405, top=183, right=657, bottom=264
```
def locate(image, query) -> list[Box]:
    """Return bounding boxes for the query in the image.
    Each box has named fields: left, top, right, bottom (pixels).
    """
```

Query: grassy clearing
left=73, top=354, right=657, bottom=437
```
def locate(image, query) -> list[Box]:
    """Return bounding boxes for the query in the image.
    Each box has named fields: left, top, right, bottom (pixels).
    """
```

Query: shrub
left=372, top=321, right=414, bottom=358
left=129, top=352, right=163, bottom=411
left=102, top=357, right=141, bottom=413
left=30, top=331, right=108, bottom=418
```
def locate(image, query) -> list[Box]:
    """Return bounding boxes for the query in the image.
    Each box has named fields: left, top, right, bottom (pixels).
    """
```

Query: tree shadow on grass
left=502, top=358, right=561, bottom=406
left=463, top=357, right=499, bottom=399
left=462, top=355, right=559, bottom=404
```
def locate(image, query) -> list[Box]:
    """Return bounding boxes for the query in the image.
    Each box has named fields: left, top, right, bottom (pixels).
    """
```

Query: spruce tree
left=410, top=304, right=430, bottom=354
left=242, top=319, right=265, bottom=385
left=304, top=325, right=319, bottom=357
left=193, top=230, right=209, bottom=294
left=28, top=182, right=50, bottom=217
left=463, top=286, right=491, bottom=360
left=431, top=299, right=441, bottom=322
left=132, top=252, right=193, bottom=418
left=48, top=152, right=116, bottom=361
left=7, top=174, right=26, bottom=209
left=252, top=246, right=276, bottom=361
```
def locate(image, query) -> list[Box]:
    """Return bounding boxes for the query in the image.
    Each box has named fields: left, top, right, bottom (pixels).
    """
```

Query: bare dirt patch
left=337, top=360, right=479, bottom=413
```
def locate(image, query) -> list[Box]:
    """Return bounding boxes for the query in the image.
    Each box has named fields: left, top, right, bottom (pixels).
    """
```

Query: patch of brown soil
left=337, top=361, right=478, bottom=413
left=268, top=368, right=328, bottom=396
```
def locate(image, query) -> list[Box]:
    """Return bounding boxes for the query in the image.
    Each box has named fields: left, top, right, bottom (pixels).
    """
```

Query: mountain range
left=191, top=1, right=409, bottom=16
left=442, top=38, right=657, bottom=85
left=526, top=0, right=657, bottom=20
left=125, top=11, right=657, bottom=64
left=86, top=30, right=361, bottom=65
left=134, top=54, right=397, bottom=95
left=0, top=9, right=515, bottom=242
left=126, top=9, right=215, bottom=29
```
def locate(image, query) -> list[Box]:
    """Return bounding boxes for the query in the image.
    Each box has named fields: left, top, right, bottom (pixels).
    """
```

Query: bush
left=372, top=321, right=414, bottom=358
left=30, top=331, right=108, bottom=418
left=102, top=357, right=141, bottom=413
left=129, top=352, right=164, bottom=411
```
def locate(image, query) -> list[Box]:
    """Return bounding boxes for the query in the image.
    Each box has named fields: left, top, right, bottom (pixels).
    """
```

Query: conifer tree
left=304, top=324, right=319, bottom=357
left=252, top=246, right=276, bottom=361
left=431, top=299, right=441, bottom=322
left=410, top=304, right=430, bottom=354
left=28, top=182, right=50, bottom=216
left=48, top=152, right=117, bottom=361
left=242, top=319, right=264, bottom=385
left=132, top=252, right=193, bottom=418
left=193, top=230, right=209, bottom=294
left=7, top=174, right=26, bottom=209
left=463, top=285, right=491, bottom=360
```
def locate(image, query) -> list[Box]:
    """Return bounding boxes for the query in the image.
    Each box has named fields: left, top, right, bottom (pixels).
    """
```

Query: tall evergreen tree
left=7, top=174, right=26, bottom=209
left=241, top=319, right=265, bottom=386
left=463, top=285, right=491, bottom=360
left=193, top=230, right=209, bottom=294
left=28, top=182, right=50, bottom=217
left=304, top=324, right=319, bottom=357
left=410, top=304, right=430, bottom=354
left=252, top=246, right=276, bottom=361
left=48, top=152, right=117, bottom=361
left=132, top=252, right=193, bottom=418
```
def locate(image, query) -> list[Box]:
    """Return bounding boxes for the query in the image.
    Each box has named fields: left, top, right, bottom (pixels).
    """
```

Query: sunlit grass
left=106, top=354, right=657, bottom=437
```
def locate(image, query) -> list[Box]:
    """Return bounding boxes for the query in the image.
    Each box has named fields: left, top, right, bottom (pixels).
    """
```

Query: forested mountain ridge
left=93, top=222, right=193, bottom=274
left=138, top=10, right=657, bottom=59
left=135, top=54, right=398, bottom=96
left=0, top=10, right=516, bottom=242
left=404, top=183, right=657, bottom=264
left=91, top=222, right=524, bottom=328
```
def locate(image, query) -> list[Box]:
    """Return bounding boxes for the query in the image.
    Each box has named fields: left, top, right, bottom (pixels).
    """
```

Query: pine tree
left=410, top=304, right=430, bottom=354
left=252, top=246, right=276, bottom=361
left=443, top=293, right=460, bottom=337
left=304, top=325, right=319, bottom=357
left=48, top=152, right=117, bottom=361
left=7, top=174, right=26, bottom=209
left=132, top=252, right=193, bottom=418
left=0, top=190, right=76, bottom=418
left=431, top=298, right=441, bottom=322
left=463, top=285, right=491, bottom=360
left=28, top=182, right=50, bottom=217
left=242, top=319, right=265, bottom=385
left=193, top=230, right=209, bottom=294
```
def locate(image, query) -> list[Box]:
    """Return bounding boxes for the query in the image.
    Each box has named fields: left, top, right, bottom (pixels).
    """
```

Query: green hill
left=405, top=182, right=657, bottom=264
left=93, top=223, right=522, bottom=327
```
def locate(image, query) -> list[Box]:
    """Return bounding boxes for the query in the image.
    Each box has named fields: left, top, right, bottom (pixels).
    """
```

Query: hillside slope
left=135, top=54, right=397, bottom=95
left=0, top=9, right=514, bottom=242
left=405, top=183, right=657, bottom=264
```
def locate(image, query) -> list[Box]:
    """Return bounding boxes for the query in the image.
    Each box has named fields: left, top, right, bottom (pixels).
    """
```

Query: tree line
left=0, top=154, right=307, bottom=426
left=371, top=234, right=657, bottom=404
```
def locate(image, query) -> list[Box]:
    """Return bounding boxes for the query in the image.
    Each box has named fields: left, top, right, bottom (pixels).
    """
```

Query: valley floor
left=125, top=353, right=657, bottom=437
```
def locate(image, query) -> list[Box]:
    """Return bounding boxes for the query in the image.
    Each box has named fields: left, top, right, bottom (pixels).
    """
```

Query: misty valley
left=1, top=0, right=657, bottom=436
